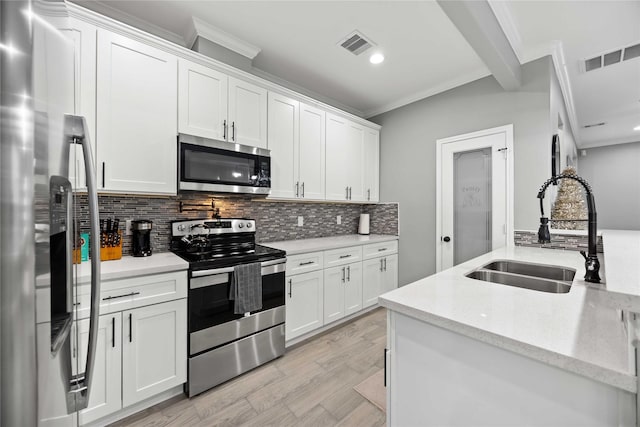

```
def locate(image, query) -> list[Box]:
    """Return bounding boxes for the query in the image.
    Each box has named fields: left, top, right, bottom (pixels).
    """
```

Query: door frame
left=435, top=124, right=514, bottom=272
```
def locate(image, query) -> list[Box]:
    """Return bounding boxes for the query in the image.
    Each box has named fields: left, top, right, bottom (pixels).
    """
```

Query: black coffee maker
left=132, top=220, right=153, bottom=257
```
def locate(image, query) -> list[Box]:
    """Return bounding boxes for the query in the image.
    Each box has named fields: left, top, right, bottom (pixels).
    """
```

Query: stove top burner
left=170, top=218, right=285, bottom=270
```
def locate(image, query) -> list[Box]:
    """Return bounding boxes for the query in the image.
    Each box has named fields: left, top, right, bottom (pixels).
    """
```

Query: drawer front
left=363, top=240, right=398, bottom=260
left=97, top=271, right=188, bottom=315
left=324, top=246, right=363, bottom=268
left=286, top=252, right=324, bottom=275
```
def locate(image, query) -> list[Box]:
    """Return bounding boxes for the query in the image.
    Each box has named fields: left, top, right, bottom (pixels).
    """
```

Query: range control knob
left=177, top=224, right=185, bottom=231
left=238, top=223, right=244, bottom=229
left=246, top=222, right=253, bottom=229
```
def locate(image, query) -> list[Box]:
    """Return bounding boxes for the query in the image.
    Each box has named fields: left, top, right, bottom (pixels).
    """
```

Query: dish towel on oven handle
left=229, top=262, right=263, bottom=314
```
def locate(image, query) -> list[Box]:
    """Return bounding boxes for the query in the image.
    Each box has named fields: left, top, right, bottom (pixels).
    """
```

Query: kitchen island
left=379, top=243, right=637, bottom=426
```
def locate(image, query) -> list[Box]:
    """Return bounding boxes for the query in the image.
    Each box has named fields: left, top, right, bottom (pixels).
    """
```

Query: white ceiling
left=72, top=0, right=640, bottom=148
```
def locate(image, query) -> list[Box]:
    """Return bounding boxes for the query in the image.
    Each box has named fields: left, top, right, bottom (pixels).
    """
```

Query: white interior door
left=437, top=125, right=513, bottom=271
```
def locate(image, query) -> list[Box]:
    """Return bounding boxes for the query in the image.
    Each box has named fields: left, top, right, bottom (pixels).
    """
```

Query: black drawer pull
left=129, top=313, right=132, bottom=343
left=102, top=291, right=140, bottom=301
left=339, top=254, right=352, bottom=259
left=299, top=261, right=315, bottom=266
left=377, top=248, right=387, bottom=252
left=112, top=317, right=115, bottom=348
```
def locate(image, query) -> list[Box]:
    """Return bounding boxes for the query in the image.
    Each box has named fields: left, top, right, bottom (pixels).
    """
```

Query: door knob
left=442, top=236, right=451, bottom=242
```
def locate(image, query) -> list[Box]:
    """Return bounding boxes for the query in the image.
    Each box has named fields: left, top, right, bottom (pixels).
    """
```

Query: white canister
left=358, top=213, right=370, bottom=235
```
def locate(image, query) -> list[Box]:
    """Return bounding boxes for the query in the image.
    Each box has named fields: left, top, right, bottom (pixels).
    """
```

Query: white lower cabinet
left=73, top=272, right=187, bottom=425
left=76, top=314, right=122, bottom=425
left=362, top=254, right=398, bottom=308
left=122, top=299, right=187, bottom=407
left=285, top=270, right=324, bottom=340
left=285, top=241, right=398, bottom=343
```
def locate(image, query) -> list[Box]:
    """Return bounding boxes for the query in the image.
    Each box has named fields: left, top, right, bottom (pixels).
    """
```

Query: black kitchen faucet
left=537, top=173, right=601, bottom=283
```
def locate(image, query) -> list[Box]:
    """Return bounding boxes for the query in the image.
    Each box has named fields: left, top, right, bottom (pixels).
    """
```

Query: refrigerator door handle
left=65, top=115, right=101, bottom=412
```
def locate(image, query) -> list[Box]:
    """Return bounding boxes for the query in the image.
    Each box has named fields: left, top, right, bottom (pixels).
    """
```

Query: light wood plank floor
left=110, top=308, right=387, bottom=427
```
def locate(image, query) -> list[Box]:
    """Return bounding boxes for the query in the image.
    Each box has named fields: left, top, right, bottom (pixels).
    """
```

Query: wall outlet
left=125, top=219, right=133, bottom=236
left=336, top=215, right=341, bottom=225
left=297, top=216, right=304, bottom=227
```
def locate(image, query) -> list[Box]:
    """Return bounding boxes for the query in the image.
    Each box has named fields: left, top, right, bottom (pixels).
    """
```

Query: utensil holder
left=100, top=231, right=123, bottom=261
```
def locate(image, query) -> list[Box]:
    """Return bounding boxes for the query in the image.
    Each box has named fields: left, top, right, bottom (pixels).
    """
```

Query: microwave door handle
left=65, top=115, right=101, bottom=412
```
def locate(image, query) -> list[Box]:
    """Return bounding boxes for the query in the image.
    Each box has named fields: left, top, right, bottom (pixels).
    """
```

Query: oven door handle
left=191, top=258, right=286, bottom=278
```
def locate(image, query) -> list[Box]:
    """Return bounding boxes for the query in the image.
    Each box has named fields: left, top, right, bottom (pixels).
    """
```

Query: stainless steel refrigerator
left=1, top=0, right=101, bottom=425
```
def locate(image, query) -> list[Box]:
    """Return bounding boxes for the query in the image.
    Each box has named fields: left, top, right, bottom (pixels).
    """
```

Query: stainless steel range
left=170, top=218, right=286, bottom=397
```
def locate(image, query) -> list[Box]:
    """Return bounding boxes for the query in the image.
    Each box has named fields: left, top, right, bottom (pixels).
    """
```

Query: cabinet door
left=267, top=92, right=299, bottom=199
left=178, top=59, right=228, bottom=141
left=228, top=77, right=267, bottom=148
left=298, top=103, right=326, bottom=200
left=346, top=121, right=365, bottom=202
left=364, top=128, right=380, bottom=202
left=362, top=257, right=383, bottom=308
left=285, top=270, right=324, bottom=340
left=323, top=265, right=346, bottom=324
left=382, top=254, right=399, bottom=294
left=75, top=314, right=122, bottom=425
left=64, top=18, right=97, bottom=192
left=344, top=262, right=363, bottom=316
left=325, top=113, right=351, bottom=201
left=96, top=29, right=178, bottom=194
left=122, top=299, right=187, bottom=407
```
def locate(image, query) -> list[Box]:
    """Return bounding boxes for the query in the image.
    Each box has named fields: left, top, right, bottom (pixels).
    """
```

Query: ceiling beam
left=437, top=0, right=521, bottom=90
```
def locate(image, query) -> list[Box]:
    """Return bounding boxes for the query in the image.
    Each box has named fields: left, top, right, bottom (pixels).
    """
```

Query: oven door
left=178, top=134, right=270, bottom=194
left=188, top=259, right=285, bottom=355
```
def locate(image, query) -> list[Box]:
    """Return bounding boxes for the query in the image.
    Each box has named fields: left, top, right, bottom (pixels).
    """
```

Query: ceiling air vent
left=624, top=43, right=640, bottom=61
left=339, top=31, right=374, bottom=56
left=585, top=41, right=640, bottom=72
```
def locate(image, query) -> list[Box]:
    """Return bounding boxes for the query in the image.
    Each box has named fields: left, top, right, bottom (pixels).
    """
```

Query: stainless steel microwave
left=178, top=134, right=271, bottom=195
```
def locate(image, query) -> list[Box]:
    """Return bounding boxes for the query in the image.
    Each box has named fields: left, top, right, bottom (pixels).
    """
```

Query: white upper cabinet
left=268, top=92, right=299, bottom=199
left=364, top=128, right=380, bottom=202
left=96, top=29, right=178, bottom=195
left=228, top=77, right=268, bottom=148
left=326, top=113, right=366, bottom=202
left=64, top=18, right=97, bottom=192
left=178, top=59, right=228, bottom=141
left=298, top=103, right=326, bottom=200
left=267, top=96, right=326, bottom=201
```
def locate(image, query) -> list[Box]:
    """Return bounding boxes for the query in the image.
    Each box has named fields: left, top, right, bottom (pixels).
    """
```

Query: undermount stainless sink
left=465, top=260, right=575, bottom=294
left=481, top=260, right=576, bottom=282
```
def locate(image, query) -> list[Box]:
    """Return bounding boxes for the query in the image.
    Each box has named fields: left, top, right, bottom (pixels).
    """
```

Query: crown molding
left=67, top=0, right=187, bottom=47
left=487, top=0, right=524, bottom=63
left=363, top=68, right=491, bottom=118
left=186, top=16, right=261, bottom=60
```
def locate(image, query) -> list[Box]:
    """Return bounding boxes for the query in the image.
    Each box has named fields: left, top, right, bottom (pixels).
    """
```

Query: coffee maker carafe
left=132, top=220, right=153, bottom=257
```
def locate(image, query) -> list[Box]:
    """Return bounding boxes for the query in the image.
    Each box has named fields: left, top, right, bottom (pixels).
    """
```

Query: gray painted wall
left=370, top=57, right=552, bottom=286
left=579, top=141, right=640, bottom=230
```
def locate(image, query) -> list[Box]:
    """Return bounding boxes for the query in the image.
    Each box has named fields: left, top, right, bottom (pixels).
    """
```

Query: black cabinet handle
left=339, top=254, right=351, bottom=259
left=341, top=267, right=345, bottom=283
left=223, top=119, right=227, bottom=139
left=384, top=348, right=387, bottom=387
left=288, top=279, right=292, bottom=298
left=102, top=291, right=140, bottom=301
left=101, top=162, right=105, bottom=188
left=299, top=261, right=314, bottom=266
left=295, top=181, right=299, bottom=197
left=231, top=121, right=235, bottom=141
left=128, top=313, right=132, bottom=343
left=384, top=258, right=387, bottom=272
left=442, top=236, right=451, bottom=242
left=112, top=317, right=115, bottom=348
left=378, top=248, right=387, bottom=252
left=345, top=187, right=349, bottom=200
left=301, top=182, right=305, bottom=198
left=367, top=189, right=370, bottom=201
left=380, top=258, right=384, bottom=272
left=347, top=266, right=351, bottom=281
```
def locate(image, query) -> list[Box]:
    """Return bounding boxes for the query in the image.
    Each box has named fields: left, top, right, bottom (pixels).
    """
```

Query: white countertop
left=379, top=246, right=635, bottom=393
left=75, top=252, right=188, bottom=284
left=262, top=234, right=398, bottom=255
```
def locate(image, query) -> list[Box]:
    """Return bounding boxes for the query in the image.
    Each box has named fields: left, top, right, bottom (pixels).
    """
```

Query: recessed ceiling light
left=369, top=53, right=384, bottom=65
left=634, top=125, right=640, bottom=131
